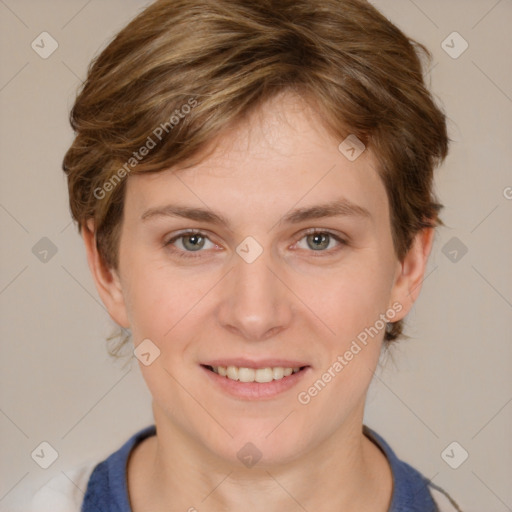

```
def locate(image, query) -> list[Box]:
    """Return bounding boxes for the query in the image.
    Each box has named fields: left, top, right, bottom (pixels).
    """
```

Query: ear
left=81, top=219, right=130, bottom=328
left=388, top=227, right=435, bottom=321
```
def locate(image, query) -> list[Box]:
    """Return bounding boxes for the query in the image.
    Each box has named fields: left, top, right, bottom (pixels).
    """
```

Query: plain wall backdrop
left=0, top=0, right=511, bottom=510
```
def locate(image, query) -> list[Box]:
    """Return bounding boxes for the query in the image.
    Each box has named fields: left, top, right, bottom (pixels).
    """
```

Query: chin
left=202, top=423, right=311, bottom=469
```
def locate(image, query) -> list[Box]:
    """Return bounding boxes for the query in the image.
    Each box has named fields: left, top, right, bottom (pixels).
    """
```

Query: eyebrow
left=140, top=198, right=372, bottom=227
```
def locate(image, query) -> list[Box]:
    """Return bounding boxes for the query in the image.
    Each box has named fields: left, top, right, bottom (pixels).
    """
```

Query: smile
left=205, top=365, right=302, bottom=383
left=201, top=363, right=310, bottom=400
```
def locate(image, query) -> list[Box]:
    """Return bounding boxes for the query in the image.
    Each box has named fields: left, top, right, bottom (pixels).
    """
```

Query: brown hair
left=63, top=0, right=448, bottom=348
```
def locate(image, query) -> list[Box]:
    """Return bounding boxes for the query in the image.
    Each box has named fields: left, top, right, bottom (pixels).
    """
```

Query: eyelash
left=163, top=228, right=347, bottom=260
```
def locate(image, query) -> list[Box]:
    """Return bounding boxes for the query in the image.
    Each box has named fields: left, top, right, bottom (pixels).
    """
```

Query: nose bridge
left=217, top=245, right=292, bottom=340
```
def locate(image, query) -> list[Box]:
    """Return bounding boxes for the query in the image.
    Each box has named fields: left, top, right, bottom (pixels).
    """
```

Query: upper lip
left=202, top=358, right=309, bottom=369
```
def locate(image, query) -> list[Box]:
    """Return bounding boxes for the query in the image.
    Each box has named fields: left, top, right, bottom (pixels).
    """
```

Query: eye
left=294, top=229, right=346, bottom=254
left=163, top=228, right=347, bottom=260
left=163, top=230, right=218, bottom=259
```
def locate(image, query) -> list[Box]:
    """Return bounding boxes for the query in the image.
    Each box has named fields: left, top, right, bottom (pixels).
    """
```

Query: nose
left=216, top=249, right=293, bottom=342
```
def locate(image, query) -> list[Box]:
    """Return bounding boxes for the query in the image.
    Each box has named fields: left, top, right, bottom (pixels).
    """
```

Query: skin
left=83, top=91, right=434, bottom=511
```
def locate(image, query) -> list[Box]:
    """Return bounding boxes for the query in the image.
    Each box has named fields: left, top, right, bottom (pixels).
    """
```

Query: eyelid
left=291, top=228, right=347, bottom=253
left=298, top=227, right=347, bottom=241
left=163, top=227, right=347, bottom=259
left=163, top=229, right=219, bottom=249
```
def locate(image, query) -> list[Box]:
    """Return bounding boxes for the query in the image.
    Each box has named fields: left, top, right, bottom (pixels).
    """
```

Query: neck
left=128, top=403, right=393, bottom=512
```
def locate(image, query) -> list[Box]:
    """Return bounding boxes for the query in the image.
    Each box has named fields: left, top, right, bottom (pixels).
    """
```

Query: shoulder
left=80, top=425, right=158, bottom=512
left=30, top=425, right=157, bottom=512
left=363, top=425, right=464, bottom=512
left=30, top=461, right=97, bottom=512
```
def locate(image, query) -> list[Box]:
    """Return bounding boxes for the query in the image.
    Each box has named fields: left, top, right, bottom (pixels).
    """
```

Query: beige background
left=1, top=0, right=511, bottom=510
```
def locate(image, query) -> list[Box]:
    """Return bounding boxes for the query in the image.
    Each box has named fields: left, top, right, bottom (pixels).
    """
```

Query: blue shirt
left=80, top=424, right=454, bottom=511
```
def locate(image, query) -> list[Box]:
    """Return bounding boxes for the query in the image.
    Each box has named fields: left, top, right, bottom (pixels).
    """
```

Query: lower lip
left=201, top=365, right=310, bottom=400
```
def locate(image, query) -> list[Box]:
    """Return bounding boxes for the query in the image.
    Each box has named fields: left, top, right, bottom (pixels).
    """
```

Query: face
left=90, top=92, right=428, bottom=467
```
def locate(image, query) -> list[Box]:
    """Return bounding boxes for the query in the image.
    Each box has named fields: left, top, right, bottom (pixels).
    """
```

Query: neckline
left=116, top=424, right=420, bottom=512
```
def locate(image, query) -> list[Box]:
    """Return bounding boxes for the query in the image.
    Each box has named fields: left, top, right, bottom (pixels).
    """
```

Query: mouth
left=200, top=362, right=310, bottom=400
left=202, top=364, right=307, bottom=383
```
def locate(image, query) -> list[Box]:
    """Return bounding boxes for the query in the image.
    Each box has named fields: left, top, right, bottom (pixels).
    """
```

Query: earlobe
left=388, top=227, right=435, bottom=321
left=81, top=219, right=130, bottom=328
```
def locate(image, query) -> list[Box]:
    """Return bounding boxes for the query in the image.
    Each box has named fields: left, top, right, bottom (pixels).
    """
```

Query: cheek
left=294, top=267, right=391, bottom=422
left=125, top=252, right=395, bottom=345
left=297, top=257, right=395, bottom=343
left=125, top=263, right=216, bottom=350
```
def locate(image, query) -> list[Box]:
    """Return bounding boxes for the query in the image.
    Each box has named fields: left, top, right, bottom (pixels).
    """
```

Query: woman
left=32, top=0, right=462, bottom=510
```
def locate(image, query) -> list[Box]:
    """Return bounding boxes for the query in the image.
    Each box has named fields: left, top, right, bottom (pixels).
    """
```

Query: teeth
left=272, top=367, right=284, bottom=380
left=226, top=366, right=238, bottom=380
left=238, top=367, right=255, bottom=382
left=210, top=365, right=302, bottom=382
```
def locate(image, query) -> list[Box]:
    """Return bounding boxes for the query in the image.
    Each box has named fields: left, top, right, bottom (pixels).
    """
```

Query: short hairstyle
left=63, top=0, right=449, bottom=347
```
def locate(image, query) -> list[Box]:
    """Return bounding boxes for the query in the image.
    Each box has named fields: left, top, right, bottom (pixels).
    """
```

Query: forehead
left=125, top=92, right=389, bottom=229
